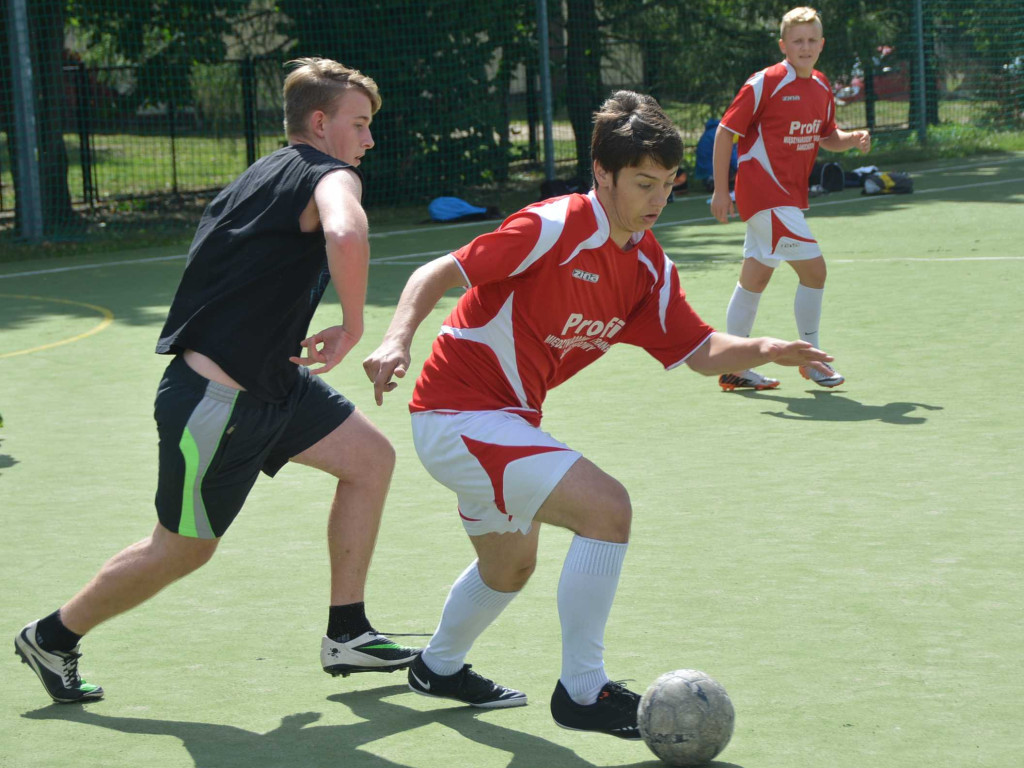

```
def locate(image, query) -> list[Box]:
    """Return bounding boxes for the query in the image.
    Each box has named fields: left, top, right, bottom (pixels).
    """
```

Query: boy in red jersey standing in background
left=711, top=6, right=871, bottom=392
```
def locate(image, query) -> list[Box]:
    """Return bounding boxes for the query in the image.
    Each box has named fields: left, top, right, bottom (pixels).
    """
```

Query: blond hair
left=283, top=57, right=381, bottom=137
left=780, top=7, right=822, bottom=38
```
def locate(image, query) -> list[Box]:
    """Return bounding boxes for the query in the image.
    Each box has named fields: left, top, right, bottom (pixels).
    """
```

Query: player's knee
left=742, top=274, right=771, bottom=293
left=148, top=530, right=218, bottom=577
left=176, top=543, right=217, bottom=574
left=479, top=556, right=536, bottom=592
left=504, top=559, right=537, bottom=591
left=588, top=482, right=632, bottom=543
left=606, top=502, right=633, bottom=542
left=371, top=432, right=397, bottom=476
left=793, top=258, right=827, bottom=288
left=350, top=429, right=396, bottom=483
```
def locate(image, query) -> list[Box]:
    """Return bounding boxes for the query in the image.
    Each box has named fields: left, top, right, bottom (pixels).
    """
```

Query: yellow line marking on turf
left=0, top=294, right=115, bottom=359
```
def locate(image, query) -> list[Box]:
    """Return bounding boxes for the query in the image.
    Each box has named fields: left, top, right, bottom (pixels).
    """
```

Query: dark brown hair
left=591, top=90, right=683, bottom=179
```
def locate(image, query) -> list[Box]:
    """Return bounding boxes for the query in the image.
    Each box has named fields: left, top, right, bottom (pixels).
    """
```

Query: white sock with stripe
left=420, top=560, right=517, bottom=677
left=726, top=282, right=762, bottom=338
left=557, top=535, right=628, bottom=705
left=794, top=283, right=825, bottom=350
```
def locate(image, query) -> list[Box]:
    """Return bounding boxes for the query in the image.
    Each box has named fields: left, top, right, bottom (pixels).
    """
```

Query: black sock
left=327, top=602, right=372, bottom=641
left=35, top=609, right=82, bottom=652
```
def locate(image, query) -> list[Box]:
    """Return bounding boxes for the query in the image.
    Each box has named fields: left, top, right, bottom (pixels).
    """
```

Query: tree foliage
left=276, top=0, right=532, bottom=205
left=1, top=0, right=1017, bottom=236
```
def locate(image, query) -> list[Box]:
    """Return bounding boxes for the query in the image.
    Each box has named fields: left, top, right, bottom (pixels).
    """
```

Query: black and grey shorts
left=153, top=355, right=354, bottom=539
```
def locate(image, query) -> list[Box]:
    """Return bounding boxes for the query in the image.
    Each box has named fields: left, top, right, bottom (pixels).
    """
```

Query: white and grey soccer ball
left=638, top=669, right=735, bottom=766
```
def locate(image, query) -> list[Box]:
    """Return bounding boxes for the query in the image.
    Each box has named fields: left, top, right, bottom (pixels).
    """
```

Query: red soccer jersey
left=410, top=191, right=715, bottom=425
left=720, top=60, right=837, bottom=219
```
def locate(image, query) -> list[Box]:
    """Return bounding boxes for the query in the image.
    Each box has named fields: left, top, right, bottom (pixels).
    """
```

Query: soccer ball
left=638, top=669, right=735, bottom=766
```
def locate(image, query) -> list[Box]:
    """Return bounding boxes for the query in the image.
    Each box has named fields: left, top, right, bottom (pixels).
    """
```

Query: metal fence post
left=241, top=56, right=258, bottom=167
left=5, top=0, right=43, bottom=240
left=537, top=0, right=556, bottom=181
left=168, top=98, right=179, bottom=196
left=914, top=0, right=928, bottom=144
left=70, top=63, right=96, bottom=206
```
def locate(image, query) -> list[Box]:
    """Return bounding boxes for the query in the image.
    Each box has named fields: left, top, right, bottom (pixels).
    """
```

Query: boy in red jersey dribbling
left=363, top=90, right=834, bottom=739
left=711, top=6, right=871, bottom=392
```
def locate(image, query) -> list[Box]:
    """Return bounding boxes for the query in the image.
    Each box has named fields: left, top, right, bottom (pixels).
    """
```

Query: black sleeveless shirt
left=156, top=144, right=358, bottom=403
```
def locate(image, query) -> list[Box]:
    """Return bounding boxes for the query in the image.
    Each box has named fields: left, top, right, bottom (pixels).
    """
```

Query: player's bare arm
left=820, top=128, right=871, bottom=154
left=291, top=168, right=369, bottom=374
left=710, top=125, right=738, bottom=223
left=685, top=332, right=834, bottom=376
left=362, top=254, right=467, bottom=405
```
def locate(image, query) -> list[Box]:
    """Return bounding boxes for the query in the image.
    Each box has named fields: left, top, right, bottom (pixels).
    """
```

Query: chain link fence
left=1, top=0, right=1021, bottom=238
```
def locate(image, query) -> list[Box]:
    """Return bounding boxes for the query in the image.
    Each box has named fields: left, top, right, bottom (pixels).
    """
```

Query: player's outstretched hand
left=765, top=339, right=834, bottom=374
left=362, top=340, right=410, bottom=406
left=290, top=325, right=359, bottom=375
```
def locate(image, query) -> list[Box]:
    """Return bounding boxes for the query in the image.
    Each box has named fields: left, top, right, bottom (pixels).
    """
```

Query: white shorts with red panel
left=411, top=409, right=582, bottom=536
left=743, top=206, right=822, bottom=268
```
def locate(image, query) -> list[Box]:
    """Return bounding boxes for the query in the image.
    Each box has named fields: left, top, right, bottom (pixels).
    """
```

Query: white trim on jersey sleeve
left=811, top=74, right=831, bottom=93
left=811, top=75, right=835, bottom=126
left=770, top=61, right=797, bottom=98
left=509, top=196, right=571, bottom=277
left=636, top=251, right=658, bottom=284
left=448, top=253, right=471, bottom=287
left=635, top=250, right=673, bottom=333
left=664, top=331, right=714, bottom=371
left=438, top=292, right=530, bottom=409
left=560, top=191, right=610, bottom=265
left=657, top=254, right=675, bottom=333
left=746, top=69, right=767, bottom=113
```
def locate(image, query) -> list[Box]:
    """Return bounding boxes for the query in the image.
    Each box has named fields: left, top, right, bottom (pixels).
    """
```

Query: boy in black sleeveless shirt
left=16, top=58, right=420, bottom=704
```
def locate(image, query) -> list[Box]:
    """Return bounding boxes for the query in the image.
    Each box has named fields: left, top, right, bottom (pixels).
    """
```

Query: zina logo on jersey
left=572, top=268, right=600, bottom=283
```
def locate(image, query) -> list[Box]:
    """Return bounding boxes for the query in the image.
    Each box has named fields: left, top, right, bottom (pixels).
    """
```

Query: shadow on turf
left=732, top=389, right=943, bottom=424
left=0, top=435, right=17, bottom=474
left=21, top=685, right=746, bottom=768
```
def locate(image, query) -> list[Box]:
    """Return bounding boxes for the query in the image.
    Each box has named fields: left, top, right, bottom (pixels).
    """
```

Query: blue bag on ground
left=428, top=196, right=489, bottom=223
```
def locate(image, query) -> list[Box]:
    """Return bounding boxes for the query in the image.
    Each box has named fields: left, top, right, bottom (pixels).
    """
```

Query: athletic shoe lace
left=600, top=681, right=640, bottom=714
left=60, top=650, right=84, bottom=687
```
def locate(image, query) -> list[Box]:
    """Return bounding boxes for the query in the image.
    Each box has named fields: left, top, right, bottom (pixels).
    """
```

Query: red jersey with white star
left=410, top=191, right=715, bottom=425
left=720, top=60, right=837, bottom=219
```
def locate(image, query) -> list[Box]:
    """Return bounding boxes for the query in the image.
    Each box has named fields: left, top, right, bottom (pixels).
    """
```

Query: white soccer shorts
left=411, top=410, right=582, bottom=536
left=743, top=206, right=822, bottom=268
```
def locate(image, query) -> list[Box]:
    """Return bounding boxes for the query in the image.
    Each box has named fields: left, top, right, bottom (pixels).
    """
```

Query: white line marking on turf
left=1, top=176, right=1021, bottom=280
left=372, top=249, right=451, bottom=264
left=0, top=253, right=185, bottom=280
left=671, top=255, right=1024, bottom=266
left=912, top=156, right=1024, bottom=174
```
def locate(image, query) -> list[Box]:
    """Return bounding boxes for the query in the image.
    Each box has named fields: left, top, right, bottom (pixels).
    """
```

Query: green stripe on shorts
left=177, top=383, right=238, bottom=539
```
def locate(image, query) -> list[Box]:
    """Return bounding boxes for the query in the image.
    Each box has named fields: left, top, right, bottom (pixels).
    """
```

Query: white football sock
left=726, top=283, right=762, bottom=339
left=558, top=535, right=628, bottom=705
left=794, top=283, right=825, bottom=350
left=421, top=560, right=518, bottom=677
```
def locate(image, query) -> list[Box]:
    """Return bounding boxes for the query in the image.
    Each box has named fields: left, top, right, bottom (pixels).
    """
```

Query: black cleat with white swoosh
left=15, top=620, right=104, bottom=704
left=407, top=655, right=526, bottom=708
